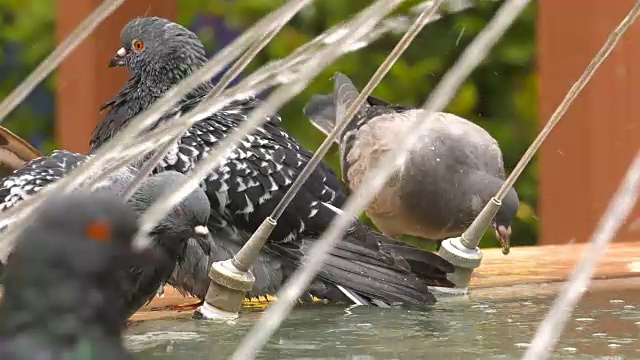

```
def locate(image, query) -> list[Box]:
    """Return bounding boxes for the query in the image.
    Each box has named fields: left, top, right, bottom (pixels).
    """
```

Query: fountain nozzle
left=194, top=217, right=276, bottom=320
left=433, top=197, right=501, bottom=291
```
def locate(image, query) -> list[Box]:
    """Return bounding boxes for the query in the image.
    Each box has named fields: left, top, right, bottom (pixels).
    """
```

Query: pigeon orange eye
left=132, top=40, right=144, bottom=52
left=86, top=220, right=112, bottom=243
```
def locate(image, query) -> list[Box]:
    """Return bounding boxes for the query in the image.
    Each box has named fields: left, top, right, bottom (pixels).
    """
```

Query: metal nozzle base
left=194, top=301, right=239, bottom=321
left=437, top=236, right=483, bottom=289
left=194, top=258, right=255, bottom=320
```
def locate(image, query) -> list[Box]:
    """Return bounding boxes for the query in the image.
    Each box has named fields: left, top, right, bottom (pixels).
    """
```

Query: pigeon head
left=0, top=192, right=140, bottom=341
left=492, top=186, right=519, bottom=254
left=109, top=17, right=207, bottom=84
left=127, top=171, right=211, bottom=251
left=466, top=171, right=519, bottom=254
left=16, top=192, right=140, bottom=268
left=92, top=17, right=209, bottom=151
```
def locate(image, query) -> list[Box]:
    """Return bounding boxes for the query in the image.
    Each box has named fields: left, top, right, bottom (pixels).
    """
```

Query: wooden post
left=55, top=0, right=177, bottom=153
left=538, top=0, right=640, bottom=245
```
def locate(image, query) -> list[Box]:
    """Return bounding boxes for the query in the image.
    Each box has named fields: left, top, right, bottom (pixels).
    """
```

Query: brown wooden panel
left=2, top=241, right=639, bottom=322
left=134, top=242, right=640, bottom=322
left=55, top=0, right=177, bottom=153
left=538, top=0, right=640, bottom=245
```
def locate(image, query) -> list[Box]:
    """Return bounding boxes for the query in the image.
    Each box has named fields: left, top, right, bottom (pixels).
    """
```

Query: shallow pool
left=126, top=279, right=640, bottom=359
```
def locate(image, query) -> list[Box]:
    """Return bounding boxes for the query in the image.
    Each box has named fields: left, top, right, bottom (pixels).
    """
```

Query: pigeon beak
left=193, top=225, right=209, bottom=238
left=192, top=225, right=212, bottom=254
left=494, top=224, right=512, bottom=255
left=108, top=47, right=127, bottom=68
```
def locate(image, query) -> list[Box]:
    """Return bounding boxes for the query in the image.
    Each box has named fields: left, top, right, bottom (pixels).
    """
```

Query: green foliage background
left=0, top=0, right=538, bottom=249
left=0, top=0, right=56, bottom=153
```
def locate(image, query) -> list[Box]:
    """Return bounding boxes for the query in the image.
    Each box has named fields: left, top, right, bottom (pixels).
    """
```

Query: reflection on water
left=126, top=282, right=640, bottom=359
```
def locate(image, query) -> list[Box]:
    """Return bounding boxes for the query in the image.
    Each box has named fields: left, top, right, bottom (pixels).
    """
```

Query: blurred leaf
left=0, top=0, right=55, bottom=151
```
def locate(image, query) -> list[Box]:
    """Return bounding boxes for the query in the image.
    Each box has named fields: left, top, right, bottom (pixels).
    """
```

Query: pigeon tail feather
left=303, top=72, right=369, bottom=144
left=332, top=72, right=370, bottom=139
left=303, top=94, right=339, bottom=141
left=312, top=222, right=455, bottom=306
left=333, top=72, right=363, bottom=120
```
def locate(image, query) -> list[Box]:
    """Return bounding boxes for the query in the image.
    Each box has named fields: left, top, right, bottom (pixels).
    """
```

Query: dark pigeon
left=95, top=17, right=455, bottom=307
left=303, top=72, right=520, bottom=252
left=0, top=192, right=138, bottom=359
left=0, top=150, right=211, bottom=317
left=122, top=171, right=211, bottom=316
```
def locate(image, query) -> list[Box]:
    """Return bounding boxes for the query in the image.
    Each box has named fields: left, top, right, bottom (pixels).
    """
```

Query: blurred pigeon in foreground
left=0, top=192, right=137, bottom=359
left=96, top=17, right=455, bottom=307
left=304, top=73, right=519, bottom=253
left=0, top=151, right=211, bottom=317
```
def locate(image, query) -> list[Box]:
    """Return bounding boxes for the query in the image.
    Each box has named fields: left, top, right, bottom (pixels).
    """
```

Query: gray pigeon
left=89, top=16, right=286, bottom=303
left=303, top=73, right=519, bottom=252
left=95, top=16, right=213, bottom=296
left=94, top=17, right=456, bottom=307
left=0, top=151, right=212, bottom=317
left=0, top=192, right=138, bottom=359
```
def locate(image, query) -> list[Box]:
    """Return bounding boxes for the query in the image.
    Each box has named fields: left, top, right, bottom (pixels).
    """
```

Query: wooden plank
left=55, top=0, right=177, bottom=153
left=127, top=242, right=640, bottom=322
left=538, top=0, right=640, bottom=244
left=1, top=242, right=638, bottom=321
left=471, top=241, right=640, bottom=288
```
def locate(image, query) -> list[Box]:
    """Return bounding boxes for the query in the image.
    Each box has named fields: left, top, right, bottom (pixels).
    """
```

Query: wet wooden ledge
left=128, top=241, right=640, bottom=322
left=0, top=242, right=637, bottom=323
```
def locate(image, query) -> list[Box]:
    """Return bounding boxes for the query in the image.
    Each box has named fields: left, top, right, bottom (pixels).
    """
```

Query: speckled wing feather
left=157, top=95, right=347, bottom=250
left=161, top=95, right=358, bottom=301
left=0, top=151, right=88, bottom=211
left=0, top=150, right=139, bottom=212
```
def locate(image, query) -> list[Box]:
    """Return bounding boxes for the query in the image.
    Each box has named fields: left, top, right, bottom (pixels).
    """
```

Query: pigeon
left=88, top=15, right=221, bottom=300
left=0, top=192, right=138, bottom=359
left=92, top=17, right=287, bottom=301
left=303, top=73, right=520, bottom=251
left=93, top=17, right=455, bottom=307
left=121, top=170, right=211, bottom=316
left=0, top=150, right=212, bottom=317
